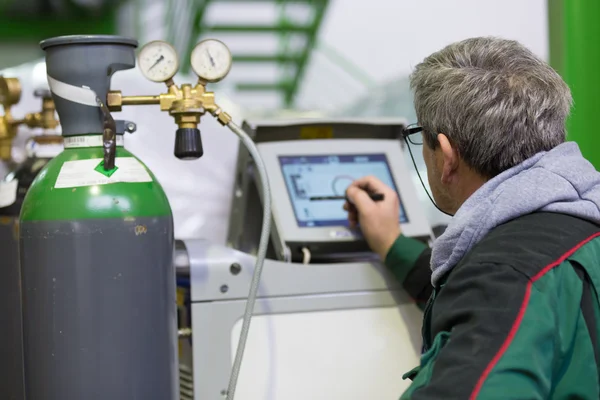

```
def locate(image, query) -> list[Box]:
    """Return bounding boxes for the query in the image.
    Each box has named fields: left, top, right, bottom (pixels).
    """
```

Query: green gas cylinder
left=19, top=36, right=177, bottom=399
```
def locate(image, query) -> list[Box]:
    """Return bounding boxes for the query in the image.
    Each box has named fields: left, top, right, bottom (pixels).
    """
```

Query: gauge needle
left=149, top=55, right=165, bottom=70
left=207, top=51, right=216, bottom=67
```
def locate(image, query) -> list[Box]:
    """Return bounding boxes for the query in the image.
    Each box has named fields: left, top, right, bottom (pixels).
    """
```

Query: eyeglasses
left=402, top=123, right=424, bottom=145
left=401, top=122, right=453, bottom=217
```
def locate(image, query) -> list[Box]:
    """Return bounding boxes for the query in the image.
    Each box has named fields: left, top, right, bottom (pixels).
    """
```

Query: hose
left=224, top=121, right=272, bottom=400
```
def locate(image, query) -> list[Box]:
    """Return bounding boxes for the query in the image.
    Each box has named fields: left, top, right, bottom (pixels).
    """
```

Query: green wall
left=549, top=0, right=600, bottom=170
left=0, top=11, right=117, bottom=71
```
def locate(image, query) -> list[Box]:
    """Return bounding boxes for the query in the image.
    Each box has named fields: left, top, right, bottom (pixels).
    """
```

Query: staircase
left=166, top=0, right=330, bottom=107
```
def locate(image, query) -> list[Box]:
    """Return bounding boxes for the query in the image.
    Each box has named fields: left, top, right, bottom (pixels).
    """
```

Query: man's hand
left=344, top=176, right=401, bottom=259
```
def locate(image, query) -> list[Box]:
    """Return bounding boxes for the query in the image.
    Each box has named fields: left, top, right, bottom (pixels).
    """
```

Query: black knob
left=174, top=128, right=203, bottom=160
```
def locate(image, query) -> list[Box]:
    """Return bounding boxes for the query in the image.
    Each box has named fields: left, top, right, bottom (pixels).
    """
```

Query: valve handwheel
left=174, top=127, right=203, bottom=160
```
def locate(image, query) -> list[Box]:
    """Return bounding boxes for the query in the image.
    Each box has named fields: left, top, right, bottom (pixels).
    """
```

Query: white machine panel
left=258, top=139, right=432, bottom=245
left=185, top=240, right=425, bottom=400
left=230, top=306, right=422, bottom=400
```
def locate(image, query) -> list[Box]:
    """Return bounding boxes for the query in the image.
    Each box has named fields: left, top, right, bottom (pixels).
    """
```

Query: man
left=345, top=37, right=600, bottom=399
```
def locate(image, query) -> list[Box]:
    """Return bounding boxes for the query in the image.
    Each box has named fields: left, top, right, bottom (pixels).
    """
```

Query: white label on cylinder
left=0, top=179, right=18, bottom=208
left=64, top=136, right=125, bottom=149
left=54, top=157, right=153, bottom=189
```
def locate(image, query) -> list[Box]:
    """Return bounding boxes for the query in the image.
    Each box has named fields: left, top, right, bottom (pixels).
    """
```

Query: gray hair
left=410, top=37, right=572, bottom=178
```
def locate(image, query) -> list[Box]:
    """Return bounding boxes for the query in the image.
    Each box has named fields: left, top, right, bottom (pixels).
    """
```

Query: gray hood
left=431, top=141, right=600, bottom=285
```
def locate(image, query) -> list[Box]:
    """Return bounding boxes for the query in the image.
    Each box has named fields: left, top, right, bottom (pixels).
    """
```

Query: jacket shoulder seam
left=468, top=231, right=600, bottom=399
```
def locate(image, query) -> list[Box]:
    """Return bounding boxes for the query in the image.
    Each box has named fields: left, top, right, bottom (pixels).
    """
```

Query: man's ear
left=437, top=133, right=459, bottom=184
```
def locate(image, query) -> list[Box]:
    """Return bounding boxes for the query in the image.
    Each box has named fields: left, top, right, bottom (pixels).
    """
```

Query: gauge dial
left=190, top=39, right=232, bottom=83
left=138, top=41, right=179, bottom=83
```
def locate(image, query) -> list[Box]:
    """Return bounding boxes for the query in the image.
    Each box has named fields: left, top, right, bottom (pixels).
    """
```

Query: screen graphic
left=278, top=154, right=409, bottom=227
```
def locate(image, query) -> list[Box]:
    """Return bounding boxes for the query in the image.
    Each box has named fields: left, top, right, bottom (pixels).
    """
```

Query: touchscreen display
left=278, top=154, right=409, bottom=227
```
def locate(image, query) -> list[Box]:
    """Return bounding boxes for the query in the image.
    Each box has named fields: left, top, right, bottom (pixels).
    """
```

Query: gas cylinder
left=19, top=36, right=177, bottom=400
left=0, top=136, right=62, bottom=400
left=0, top=84, right=61, bottom=400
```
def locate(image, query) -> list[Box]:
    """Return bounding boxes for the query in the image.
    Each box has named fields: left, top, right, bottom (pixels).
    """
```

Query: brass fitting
left=0, top=140, right=11, bottom=161
left=211, top=107, right=233, bottom=127
left=0, top=76, right=22, bottom=107
left=0, top=77, right=59, bottom=161
left=107, top=80, right=231, bottom=129
left=22, top=93, right=60, bottom=131
left=0, top=77, right=22, bottom=161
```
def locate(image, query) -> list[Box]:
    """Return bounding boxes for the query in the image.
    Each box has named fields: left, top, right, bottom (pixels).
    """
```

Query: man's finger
left=344, top=201, right=359, bottom=228
left=346, top=186, right=376, bottom=212
left=347, top=208, right=359, bottom=227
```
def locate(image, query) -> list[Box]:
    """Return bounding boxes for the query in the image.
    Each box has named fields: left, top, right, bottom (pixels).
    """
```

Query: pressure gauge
left=138, top=41, right=179, bottom=83
left=190, top=39, right=232, bottom=83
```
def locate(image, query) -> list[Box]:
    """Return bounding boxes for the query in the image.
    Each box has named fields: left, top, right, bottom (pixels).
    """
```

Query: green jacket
left=385, top=213, right=600, bottom=399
